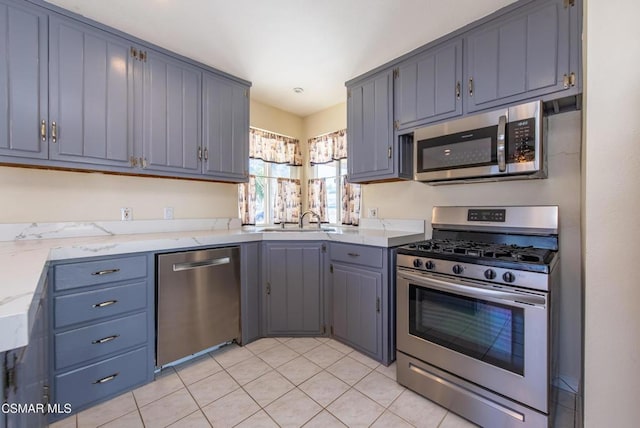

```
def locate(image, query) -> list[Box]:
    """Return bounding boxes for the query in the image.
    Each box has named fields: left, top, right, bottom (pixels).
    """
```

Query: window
left=249, top=158, right=300, bottom=225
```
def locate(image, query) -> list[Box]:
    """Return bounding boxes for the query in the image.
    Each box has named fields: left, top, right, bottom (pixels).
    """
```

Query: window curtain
left=341, top=177, right=361, bottom=226
left=274, top=178, right=301, bottom=223
left=307, top=178, right=328, bottom=223
left=308, top=129, right=347, bottom=165
left=238, top=175, right=257, bottom=225
left=250, top=128, right=302, bottom=166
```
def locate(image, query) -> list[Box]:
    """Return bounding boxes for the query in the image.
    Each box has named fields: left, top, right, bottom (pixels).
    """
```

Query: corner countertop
left=0, top=218, right=425, bottom=353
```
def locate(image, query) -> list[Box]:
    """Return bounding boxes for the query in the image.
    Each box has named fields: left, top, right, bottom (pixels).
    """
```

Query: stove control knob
left=484, top=269, right=497, bottom=280
left=452, top=264, right=464, bottom=275
left=413, top=259, right=423, bottom=268
left=425, top=260, right=435, bottom=270
left=503, top=272, right=516, bottom=283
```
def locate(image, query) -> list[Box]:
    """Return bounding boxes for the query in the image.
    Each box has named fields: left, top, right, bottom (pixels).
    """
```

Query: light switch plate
left=368, top=208, right=378, bottom=218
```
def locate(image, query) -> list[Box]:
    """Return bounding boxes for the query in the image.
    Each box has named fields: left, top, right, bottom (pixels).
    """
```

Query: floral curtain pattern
left=274, top=178, right=301, bottom=223
left=250, top=128, right=302, bottom=166
left=238, top=175, right=257, bottom=225
left=308, top=129, right=347, bottom=165
left=307, top=179, right=328, bottom=223
left=341, top=176, right=361, bottom=226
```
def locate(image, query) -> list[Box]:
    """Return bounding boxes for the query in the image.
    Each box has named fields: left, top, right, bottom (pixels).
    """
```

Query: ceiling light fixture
left=293, top=87, right=304, bottom=94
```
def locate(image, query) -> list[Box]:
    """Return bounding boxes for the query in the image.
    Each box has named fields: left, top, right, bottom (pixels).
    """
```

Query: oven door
left=397, top=268, right=548, bottom=412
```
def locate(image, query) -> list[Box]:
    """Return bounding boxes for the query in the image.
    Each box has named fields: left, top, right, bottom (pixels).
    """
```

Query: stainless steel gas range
left=396, top=206, right=560, bottom=428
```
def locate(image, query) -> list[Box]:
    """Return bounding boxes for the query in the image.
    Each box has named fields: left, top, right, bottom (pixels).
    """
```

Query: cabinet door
left=5, top=281, right=48, bottom=428
left=0, top=0, right=48, bottom=159
left=139, top=50, right=201, bottom=174
left=202, top=72, right=249, bottom=181
left=332, top=263, right=382, bottom=358
left=395, top=39, right=462, bottom=129
left=347, top=69, right=394, bottom=182
left=48, top=15, right=133, bottom=167
left=264, top=243, right=323, bottom=335
left=465, top=0, right=570, bottom=112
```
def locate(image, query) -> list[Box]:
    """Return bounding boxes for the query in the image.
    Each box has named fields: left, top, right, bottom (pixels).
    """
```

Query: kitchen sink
left=260, top=227, right=336, bottom=233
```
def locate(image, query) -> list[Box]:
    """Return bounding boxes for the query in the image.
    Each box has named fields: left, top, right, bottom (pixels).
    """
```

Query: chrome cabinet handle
left=93, top=373, right=119, bottom=384
left=51, top=122, right=57, bottom=143
left=198, top=147, right=202, bottom=160
left=92, top=334, right=119, bottom=345
left=497, top=115, right=507, bottom=172
left=347, top=252, right=360, bottom=257
left=139, top=157, right=148, bottom=168
left=40, top=120, right=47, bottom=142
left=91, top=268, right=120, bottom=276
left=204, top=148, right=208, bottom=161
left=468, top=78, right=474, bottom=97
left=456, top=81, right=461, bottom=99
left=92, top=300, right=118, bottom=308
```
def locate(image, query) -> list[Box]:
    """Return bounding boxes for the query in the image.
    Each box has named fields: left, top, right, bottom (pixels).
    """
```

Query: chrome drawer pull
left=347, top=252, right=360, bottom=257
left=92, top=334, right=119, bottom=345
left=91, top=268, right=120, bottom=276
left=92, top=300, right=118, bottom=308
left=93, top=373, right=119, bottom=384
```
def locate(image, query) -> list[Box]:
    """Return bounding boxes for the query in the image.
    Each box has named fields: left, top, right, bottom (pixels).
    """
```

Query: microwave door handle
left=497, top=115, right=507, bottom=172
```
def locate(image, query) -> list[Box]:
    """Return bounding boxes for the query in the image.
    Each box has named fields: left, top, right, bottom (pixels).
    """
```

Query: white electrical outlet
left=368, top=207, right=378, bottom=218
left=164, top=207, right=174, bottom=220
left=120, top=207, right=132, bottom=221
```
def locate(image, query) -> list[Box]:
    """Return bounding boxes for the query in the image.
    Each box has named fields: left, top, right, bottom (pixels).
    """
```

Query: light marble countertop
left=0, top=218, right=425, bottom=353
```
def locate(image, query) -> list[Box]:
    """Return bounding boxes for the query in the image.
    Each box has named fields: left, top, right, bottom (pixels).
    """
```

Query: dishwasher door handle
left=172, top=257, right=231, bottom=272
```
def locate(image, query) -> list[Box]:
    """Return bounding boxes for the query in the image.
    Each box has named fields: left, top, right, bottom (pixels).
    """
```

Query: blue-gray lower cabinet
left=328, top=243, right=394, bottom=365
left=262, top=242, right=325, bottom=336
left=2, top=277, right=50, bottom=428
left=48, top=253, right=155, bottom=422
left=241, top=242, right=261, bottom=343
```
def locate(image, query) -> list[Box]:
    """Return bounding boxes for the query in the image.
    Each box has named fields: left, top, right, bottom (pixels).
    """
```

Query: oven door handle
left=398, top=270, right=546, bottom=307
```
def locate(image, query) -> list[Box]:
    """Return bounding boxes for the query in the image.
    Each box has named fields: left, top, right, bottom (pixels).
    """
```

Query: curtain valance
left=308, top=129, right=347, bottom=165
left=250, top=128, right=302, bottom=166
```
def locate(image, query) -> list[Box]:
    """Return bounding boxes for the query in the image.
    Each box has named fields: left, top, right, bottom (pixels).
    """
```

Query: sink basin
left=260, top=227, right=336, bottom=233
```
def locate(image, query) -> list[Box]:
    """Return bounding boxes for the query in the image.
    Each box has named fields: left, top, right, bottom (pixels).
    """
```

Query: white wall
left=583, top=0, right=640, bottom=426
left=0, top=167, right=238, bottom=222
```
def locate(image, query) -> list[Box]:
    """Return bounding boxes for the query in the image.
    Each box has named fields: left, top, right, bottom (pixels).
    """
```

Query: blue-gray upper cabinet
left=464, top=0, right=579, bottom=113
left=48, top=15, right=134, bottom=168
left=202, top=72, right=250, bottom=182
left=347, top=69, right=395, bottom=182
left=136, top=49, right=202, bottom=174
left=394, top=39, right=463, bottom=130
left=263, top=242, right=324, bottom=336
left=0, top=0, right=48, bottom=160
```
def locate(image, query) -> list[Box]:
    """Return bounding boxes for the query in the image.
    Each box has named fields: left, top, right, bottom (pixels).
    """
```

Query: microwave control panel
left=508, top=118, right=536, bottom=163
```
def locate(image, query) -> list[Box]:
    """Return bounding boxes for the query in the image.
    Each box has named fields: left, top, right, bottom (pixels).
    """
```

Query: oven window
left=409, top=285, right=524, bottom=375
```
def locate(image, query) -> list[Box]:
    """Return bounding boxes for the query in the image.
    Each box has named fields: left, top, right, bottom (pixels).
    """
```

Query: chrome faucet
left=299, top=210, right=321, bottom=229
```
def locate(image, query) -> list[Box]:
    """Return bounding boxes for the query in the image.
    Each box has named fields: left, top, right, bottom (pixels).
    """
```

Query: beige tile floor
left=50, top=337, right=577, bottom=428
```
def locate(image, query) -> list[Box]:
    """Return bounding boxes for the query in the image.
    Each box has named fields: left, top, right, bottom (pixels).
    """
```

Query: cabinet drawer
left=55, top=347, right=148, bottom=411
left=54, top=255, right=147, bottom=291
left=55, top=312, right=147, bottom=370
left=330, top=243, right=383, bottom=268
left=54, top=281, right=147, bottom=328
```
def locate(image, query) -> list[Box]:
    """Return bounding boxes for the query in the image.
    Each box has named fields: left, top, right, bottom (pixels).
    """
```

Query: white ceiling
left=44, top=0, right=517, bottom=117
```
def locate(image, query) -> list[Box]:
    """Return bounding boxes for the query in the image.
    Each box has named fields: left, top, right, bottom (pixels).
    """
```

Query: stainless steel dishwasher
left=156, top=247, right=240, bottom=367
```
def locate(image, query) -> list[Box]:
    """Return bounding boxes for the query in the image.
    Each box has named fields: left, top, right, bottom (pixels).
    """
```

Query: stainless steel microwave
left=413, top=100, right=546, bottom=184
